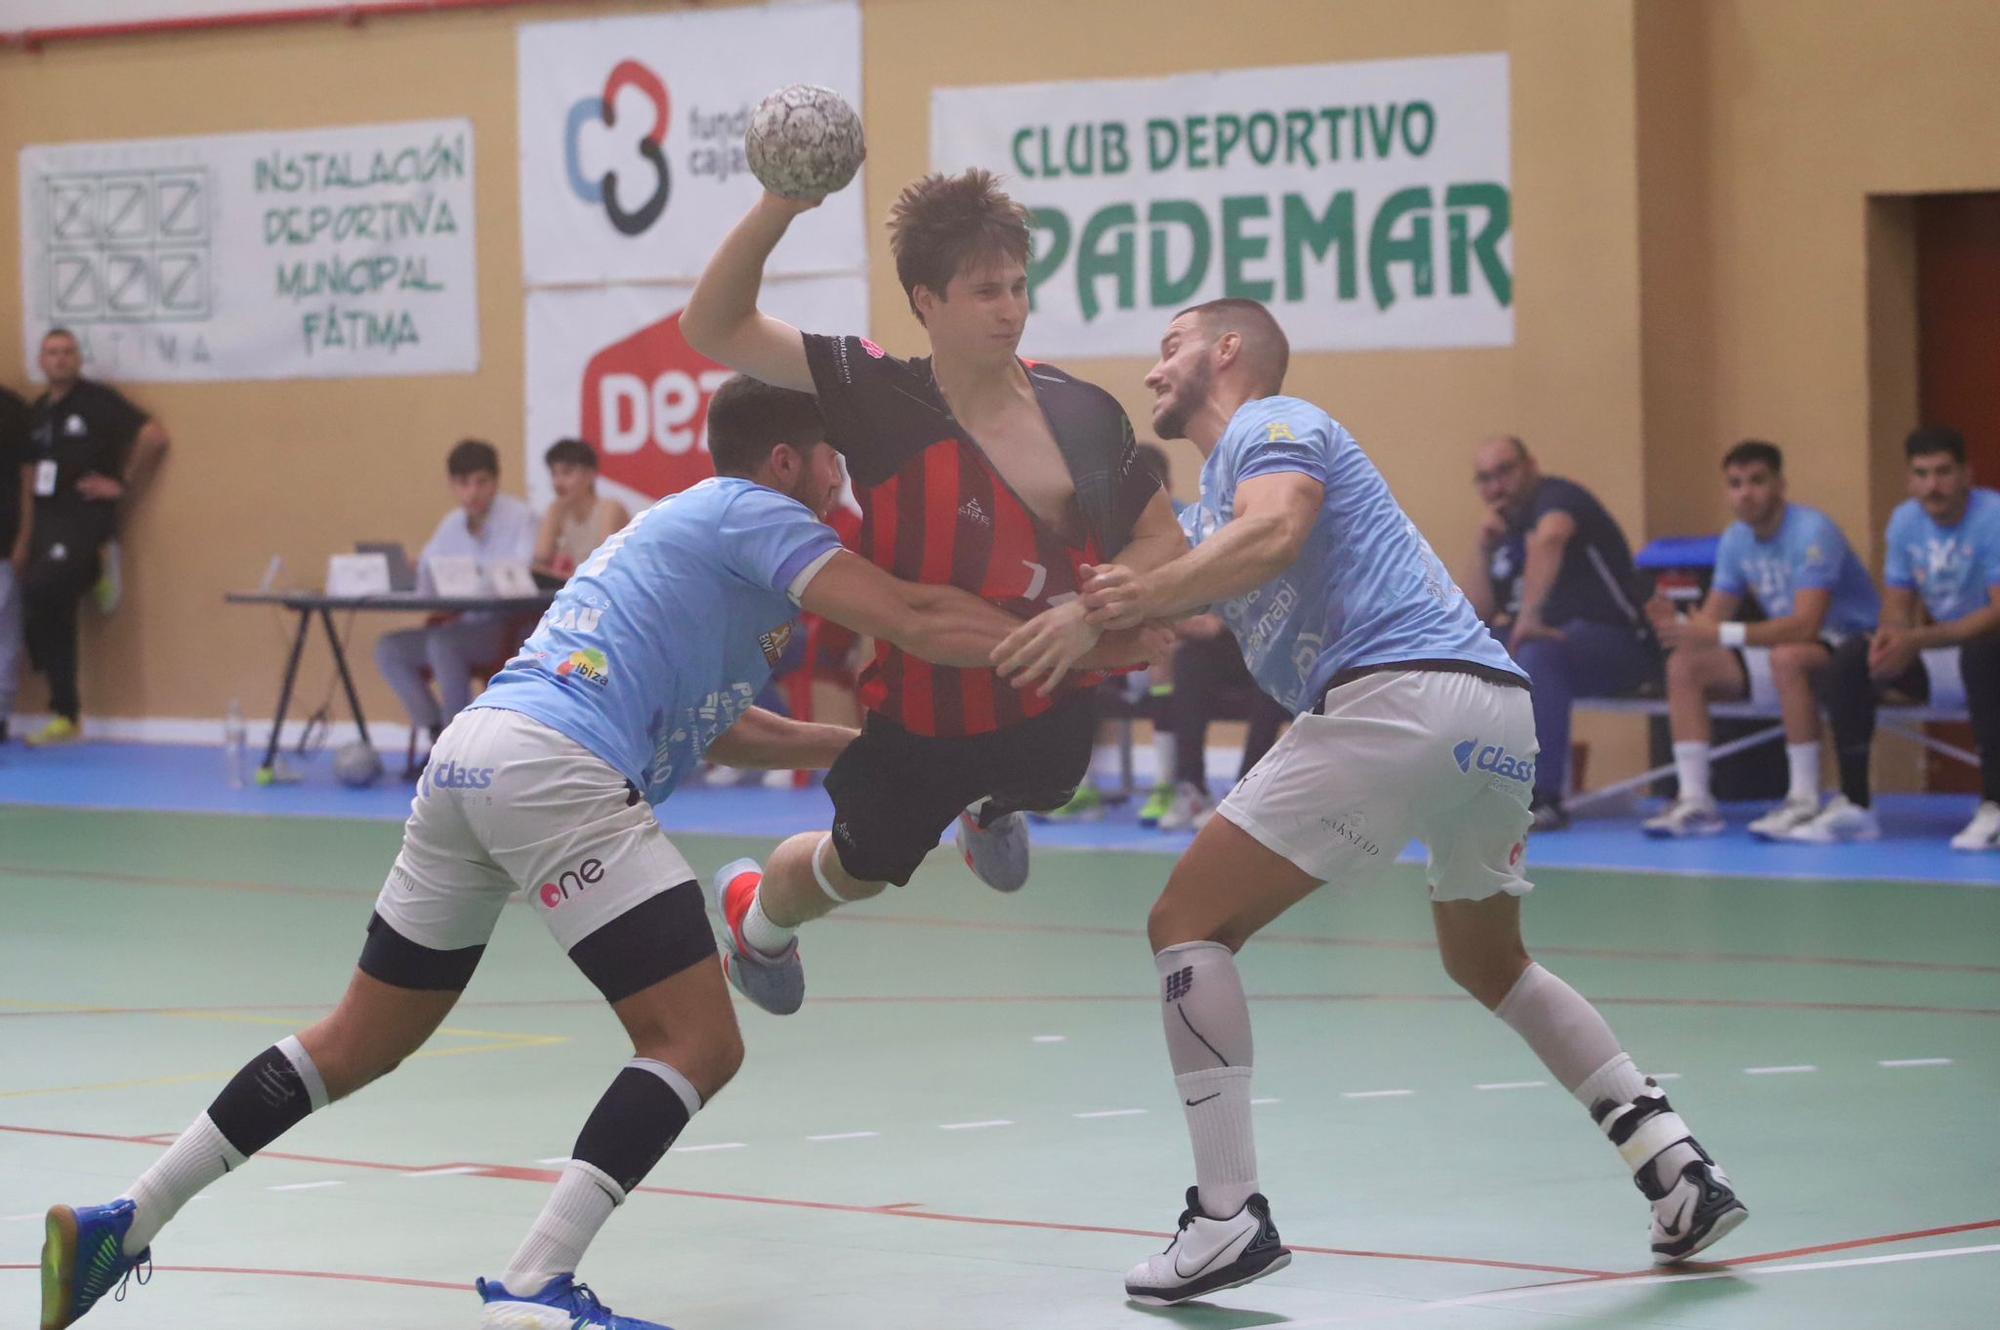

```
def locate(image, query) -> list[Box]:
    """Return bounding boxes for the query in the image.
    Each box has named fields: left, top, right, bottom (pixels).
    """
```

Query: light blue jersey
left=1181, top=397, right=1522, bottom=714
left=1712, top=504, right=1878, bottom=636
left=473, top=477, right=842, bottom=805
left=1883, top=489, right=2000, bottom=625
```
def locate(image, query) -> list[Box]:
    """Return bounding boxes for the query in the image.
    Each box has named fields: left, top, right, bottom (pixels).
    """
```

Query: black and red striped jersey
left=802, top=332, right=1160, bottom=737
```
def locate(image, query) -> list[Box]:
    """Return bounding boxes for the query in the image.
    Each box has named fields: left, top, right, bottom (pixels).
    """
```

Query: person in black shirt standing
left=1, top=383, right=31, bottom=744
left=1457, top=435, right=1655, bottom=829
left=22, top=328, right=170, bottom=745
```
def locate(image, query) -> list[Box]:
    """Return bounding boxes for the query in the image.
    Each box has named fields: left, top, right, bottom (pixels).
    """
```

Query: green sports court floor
left=3, top=803, right=1996, bottom=1328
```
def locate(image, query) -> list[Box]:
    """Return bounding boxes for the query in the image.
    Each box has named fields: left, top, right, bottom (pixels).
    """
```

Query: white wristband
left=1718, top=621, right=1747, bottom=648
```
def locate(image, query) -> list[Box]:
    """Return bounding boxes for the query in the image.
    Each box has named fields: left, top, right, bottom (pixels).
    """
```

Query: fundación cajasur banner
left=931, top=53, right=1512, bottom=358
left=17, top=119, right=478, bottom=382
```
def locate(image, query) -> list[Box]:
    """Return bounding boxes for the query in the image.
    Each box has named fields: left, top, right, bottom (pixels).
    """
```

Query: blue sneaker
left=41, top=1199, right=151, bottom=1330
left=477, top=1274, right=673, bottom=1329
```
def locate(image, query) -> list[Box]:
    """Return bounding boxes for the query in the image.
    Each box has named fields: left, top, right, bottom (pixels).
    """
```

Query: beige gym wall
left=3, top=1, right=1997, bottom=794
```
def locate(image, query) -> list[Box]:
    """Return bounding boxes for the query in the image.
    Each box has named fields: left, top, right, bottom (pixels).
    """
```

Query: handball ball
left=746, top=84, right=866, bottom=199
left=334, top=740, right=384, bottom=788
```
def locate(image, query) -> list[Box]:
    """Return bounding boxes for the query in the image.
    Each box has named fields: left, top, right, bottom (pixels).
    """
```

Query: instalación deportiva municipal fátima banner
left=932, top=53, right=1511, bottom=357
left=18, top=119, right=478, bottom=382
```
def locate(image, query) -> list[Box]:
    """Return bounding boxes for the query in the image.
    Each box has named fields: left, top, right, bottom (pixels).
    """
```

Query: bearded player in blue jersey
left=1001, top=300, right=1748, bottom=1306
left=39, top=376, right=1154, bottom=1330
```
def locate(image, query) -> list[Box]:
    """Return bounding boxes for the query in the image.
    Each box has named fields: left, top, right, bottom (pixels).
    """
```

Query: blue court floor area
left=2, top=739, right=1998, bottom=887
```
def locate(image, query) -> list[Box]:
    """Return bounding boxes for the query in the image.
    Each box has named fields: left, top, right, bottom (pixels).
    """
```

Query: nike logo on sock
left=1183, top=1092, right=1221, bottom=1107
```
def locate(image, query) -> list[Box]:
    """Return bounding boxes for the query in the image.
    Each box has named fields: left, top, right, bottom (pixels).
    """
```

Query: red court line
left=7, top=993, right=1998, bottom=1020
left=0, top=1262, right=463, bottom=1292
left=0, top=1124, right=1611, bottom=1279
left=1721, top=1216, right=2000, bottom=1267
left=9, top=858, right=1998, bottom=977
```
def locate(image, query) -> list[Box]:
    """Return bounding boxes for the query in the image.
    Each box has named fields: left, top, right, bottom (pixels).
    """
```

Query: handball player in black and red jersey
left=684, top=169, right=1186, bottom=1014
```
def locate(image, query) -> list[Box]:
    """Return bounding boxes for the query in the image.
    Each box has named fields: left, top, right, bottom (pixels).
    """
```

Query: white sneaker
left=1157, top=781, right=1215, bottom=832
left=1747, top=796, right=1820, bottom=840
left=1779, top=794, right=1880, bottom=844
left=1124, top=1187, right=1291, bottom=1306
left=1641, top=797, right=1724, bottom=838
left=1949, top=800, right=2000, bottom=851
left=1644, top=1145, right=1749, bottom=1265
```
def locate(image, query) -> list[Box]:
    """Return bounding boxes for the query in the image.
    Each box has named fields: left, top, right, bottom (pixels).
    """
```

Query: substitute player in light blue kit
left=1001, top=300, right=1747, bottom=1306
left=39, top=377, right=1059, bottom=1330
left=1641, top=441, right=1880, bottom=840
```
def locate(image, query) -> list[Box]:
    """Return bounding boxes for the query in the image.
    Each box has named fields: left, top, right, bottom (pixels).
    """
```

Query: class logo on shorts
left=1454, top=737, right=1535, bottom=784
left=539, top=857, right=606, bottom=909
left=423, top=760, right=495, bottom=797
left=558, top=648, right=612, bottom=685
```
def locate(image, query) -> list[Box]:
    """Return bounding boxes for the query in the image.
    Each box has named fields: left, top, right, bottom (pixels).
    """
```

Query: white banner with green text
left=931, top=54, right=1510, bottom=357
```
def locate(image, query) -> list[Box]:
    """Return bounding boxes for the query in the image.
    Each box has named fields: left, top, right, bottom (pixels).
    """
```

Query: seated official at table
left=374, top=439, right=535, bottom=761
left=533, top=437, right=629, bottom=584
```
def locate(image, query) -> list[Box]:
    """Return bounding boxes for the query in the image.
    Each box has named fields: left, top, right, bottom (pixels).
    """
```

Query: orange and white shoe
left=706, top=858, right=804, bottom=1015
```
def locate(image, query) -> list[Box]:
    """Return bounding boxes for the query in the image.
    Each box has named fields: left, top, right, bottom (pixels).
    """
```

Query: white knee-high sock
left=1498, top=965, right=1697, bottom=1188
left=1786, top=742, right=1821, bottom=803
left=121, top=1034, right=326, bottom=1256
left=1673, top=743, right=1713, bottom=804
left=1156, top=942, right=1258, bottom=1219
left=120, top=1114, right=244, bottom=1257
left=500, top=1160, right=623, bottom=1296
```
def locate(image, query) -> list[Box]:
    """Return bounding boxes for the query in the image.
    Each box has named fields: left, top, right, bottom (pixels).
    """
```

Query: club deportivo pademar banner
left=931, top=54, right=1512, bottom=358
left=522, top=278, right=868, bottom=514
left=516, top=0, right=865, bottom=286
left=17, top=119, right=476, bottom=382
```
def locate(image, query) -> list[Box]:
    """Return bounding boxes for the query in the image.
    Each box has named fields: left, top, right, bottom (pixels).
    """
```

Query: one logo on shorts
left=538, top=857, right=607, bottom=909
left=558, top=648, right=612, bottom=685
left=1164, top=966, right=1194, bottom=1002
left=1455, top=737, right=1534, bottom=784
left=424, top=760, right=495, bottom=796
left=1509, top=840, right=1525, bottom=867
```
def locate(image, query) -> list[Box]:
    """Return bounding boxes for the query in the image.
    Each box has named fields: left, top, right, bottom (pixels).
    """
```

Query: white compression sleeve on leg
left=1156, top=941, right=1259, bottom=1219
left=810, top=834, right=848, bottom=905
left=1494, top=963, right=1627, bottom=1096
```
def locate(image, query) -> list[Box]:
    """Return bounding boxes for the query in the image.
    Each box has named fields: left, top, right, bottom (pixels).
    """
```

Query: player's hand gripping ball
left=746, top=84, right=866, bottom=200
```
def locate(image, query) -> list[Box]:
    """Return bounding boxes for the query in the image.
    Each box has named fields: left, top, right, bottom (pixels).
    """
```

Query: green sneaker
left=1137, top=784, right=1174, bottom=827
left=1035, top=784, right=1104, bottom=823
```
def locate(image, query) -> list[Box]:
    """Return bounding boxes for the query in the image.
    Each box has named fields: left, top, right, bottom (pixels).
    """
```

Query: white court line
left=1074, top=1108, right=1148, bottom=1119
left=1280, top=1242, right=2000, bottom=1327
left=536, top=1156, right=570, bottom=1165
left=672, top=1142, right=746, bottom=1153
left=402, top=1165, right=482, bottom=1178
left=807, top=1131, right=880, bottom=1142
left=1880, top=1057, right=1954, bottom=1068
left=1652, top=1072, right=1682, bottom=1081
left=268, top=1181, right=342, bottom=1192
left=1032, top=1035, right=1067, bottom=1043
left=1744, top=1064, right=1817, bottom=1075
left=939, top=1119, right=1013, bottom=1131
left=1475, top=1080, right=1547, bottom=1091
left=1251, top=1097, right=1281, bottom=1105
left=1342, top=1089, right=1414, bottom=1099
left=3, top=1212, right=43, bottom=1222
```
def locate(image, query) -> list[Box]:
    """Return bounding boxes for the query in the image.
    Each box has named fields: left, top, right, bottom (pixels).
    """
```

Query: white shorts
left=1737, top=636, right=1843, bottom=708
left=1920, top=647, right=1968, bottom=709
left=377, top=706, right=695, bottom=954
left=1216, top=669, right=1537, bottom=903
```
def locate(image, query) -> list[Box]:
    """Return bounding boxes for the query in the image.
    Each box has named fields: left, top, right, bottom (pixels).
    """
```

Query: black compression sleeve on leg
left=1962, top=634, right=2000, bottom=802
left=572, top=1062, right=698, bottom=1196
left=568, top=881, right=715, bottom=1004
left=1824, top=635, right=1881, bottom=807
left=207, top=1045, right=318, bottom=1157
left=358, top=911, right=485, bottom=991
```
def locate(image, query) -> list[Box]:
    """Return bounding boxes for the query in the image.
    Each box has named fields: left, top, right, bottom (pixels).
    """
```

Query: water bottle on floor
left=224, top=700, right=247, bottom=789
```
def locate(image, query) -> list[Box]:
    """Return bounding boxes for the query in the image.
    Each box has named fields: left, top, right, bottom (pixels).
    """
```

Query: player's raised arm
left=797, top=550, right=1023, bottom=668
left=682, top=193, right=820, bottom=392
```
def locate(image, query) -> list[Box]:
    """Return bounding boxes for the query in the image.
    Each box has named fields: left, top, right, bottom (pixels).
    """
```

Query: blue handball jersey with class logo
left=473, top=477, right=842, bottom=806
left=1712, top=503, right=1879, bottom=636
left=1181, top=396, right=1523, bottom=714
